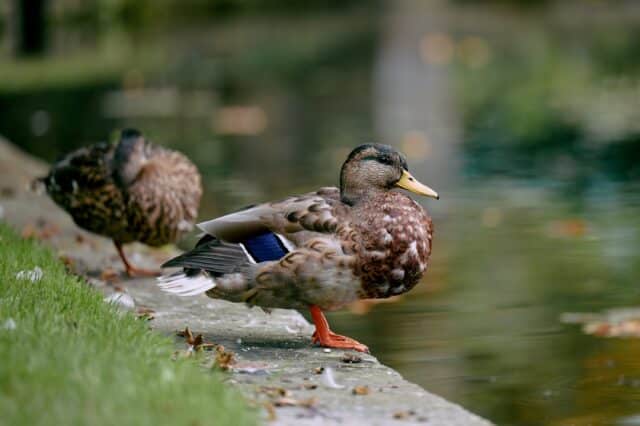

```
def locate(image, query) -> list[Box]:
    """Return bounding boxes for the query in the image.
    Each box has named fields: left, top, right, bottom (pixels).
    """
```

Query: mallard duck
left=40, top=129, right=202, bottom=276
left=158, top=144, right=437, bottom=352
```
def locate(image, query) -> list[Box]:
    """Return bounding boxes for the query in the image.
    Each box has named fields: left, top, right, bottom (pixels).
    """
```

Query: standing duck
left=41, top=129, right=202, bottom=276
left=158, top=144, right=437, bottom=352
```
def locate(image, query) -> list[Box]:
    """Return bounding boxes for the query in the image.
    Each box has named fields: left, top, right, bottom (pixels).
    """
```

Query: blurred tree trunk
left=14, top=0, right=48, bottom=57
left=374, top=0, right=461, bottom=216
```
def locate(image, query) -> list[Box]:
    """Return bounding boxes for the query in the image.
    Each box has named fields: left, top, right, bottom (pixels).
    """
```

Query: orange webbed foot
left=309, top=305, right=369, bottom=353
left=311, top=330, right=369, bottom=353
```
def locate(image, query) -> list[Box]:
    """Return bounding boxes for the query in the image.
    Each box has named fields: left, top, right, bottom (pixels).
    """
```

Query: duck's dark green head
left=339, top=143, right=438, bottom=204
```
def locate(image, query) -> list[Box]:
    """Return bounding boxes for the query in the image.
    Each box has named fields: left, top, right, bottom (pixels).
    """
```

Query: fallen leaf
left=313, top=367, right=324, bottom=375
left=177, top=327, right=216, bottom=352
left=136, top=306, right=155, bottom=321
left=273, top=397, right=317, bottom=408
left=393, top=411, right=408, bottom=420
left=259, top=386, right=290, bottom=398
left=352, top=385, right=370, bottom=395
left=214, top=344, right=236, bottom=370
left=341, top=353, right=362, bottom=364
left=58, top=254, right=75, bottom=271
left=303, top=383, right=318, bottom=390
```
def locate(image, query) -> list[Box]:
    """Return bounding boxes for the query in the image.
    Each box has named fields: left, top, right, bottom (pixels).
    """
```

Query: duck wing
left=158, top=187, right=357, bottom=303
left=196, top=187, right=346, bottom=243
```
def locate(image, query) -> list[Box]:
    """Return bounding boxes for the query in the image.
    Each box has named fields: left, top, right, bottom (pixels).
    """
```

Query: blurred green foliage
left=456, top=25, right=640, bottom=182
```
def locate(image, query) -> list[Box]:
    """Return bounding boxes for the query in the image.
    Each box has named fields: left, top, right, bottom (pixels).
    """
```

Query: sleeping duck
left=158, top=144, right=437, bottom=352
left=41, top=129, right=202, bottom=276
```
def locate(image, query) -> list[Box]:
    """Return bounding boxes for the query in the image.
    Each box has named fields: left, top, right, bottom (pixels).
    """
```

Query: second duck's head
left=113, top=128, right=148, bottom=187
left=339, top=144, right=439, bottom=205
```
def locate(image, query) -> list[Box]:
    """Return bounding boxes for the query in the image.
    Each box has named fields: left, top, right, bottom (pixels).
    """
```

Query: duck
left=40, top=129, right=202, bottom=276
left=158, top=144, right=437, bottom=352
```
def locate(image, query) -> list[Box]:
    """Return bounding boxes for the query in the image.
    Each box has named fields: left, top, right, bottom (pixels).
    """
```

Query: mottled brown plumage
left=159, top=144, right=438, bottom=352
left=41, top=129, right=202, bottom=276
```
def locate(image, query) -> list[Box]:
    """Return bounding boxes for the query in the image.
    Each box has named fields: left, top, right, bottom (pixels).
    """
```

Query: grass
left=0, top=224, right=257, bottom=426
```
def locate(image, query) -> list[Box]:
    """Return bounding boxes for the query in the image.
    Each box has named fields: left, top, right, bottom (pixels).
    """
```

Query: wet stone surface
left=0, top=137, right=492, bottom=425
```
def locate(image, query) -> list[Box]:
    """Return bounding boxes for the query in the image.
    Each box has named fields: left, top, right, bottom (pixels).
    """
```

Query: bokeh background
left=2, top=1, right=640, bottom=424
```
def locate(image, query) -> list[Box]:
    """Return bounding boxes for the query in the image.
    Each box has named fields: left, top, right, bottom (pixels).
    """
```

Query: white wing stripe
left=157, top=273, right=216, bottom=296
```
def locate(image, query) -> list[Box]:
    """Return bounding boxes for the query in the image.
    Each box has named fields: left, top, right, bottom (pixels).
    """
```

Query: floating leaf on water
left=563, top=308, right=640, bottom=338
left=320, top=367, right=344, bottom=389
left=15, top=266, right=43, bottom=282
left=546, top=218, right=589, bottom=238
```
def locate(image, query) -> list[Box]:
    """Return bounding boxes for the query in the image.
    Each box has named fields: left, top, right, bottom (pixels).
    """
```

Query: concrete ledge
left=0, top=137, right=492, bottom=426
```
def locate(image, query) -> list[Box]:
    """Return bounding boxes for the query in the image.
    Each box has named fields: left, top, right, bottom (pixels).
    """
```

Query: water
left=2, top=2, right=640, bottom=424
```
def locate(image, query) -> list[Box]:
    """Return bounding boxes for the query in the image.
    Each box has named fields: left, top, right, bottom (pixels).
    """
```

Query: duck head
left=339, top=143, right=439, bottom=205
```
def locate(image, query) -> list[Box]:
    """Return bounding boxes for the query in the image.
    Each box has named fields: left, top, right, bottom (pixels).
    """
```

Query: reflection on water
left=2, top=1, right=640, bottom=424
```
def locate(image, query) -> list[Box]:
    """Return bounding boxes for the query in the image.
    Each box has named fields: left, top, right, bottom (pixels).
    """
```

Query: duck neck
left=340, top=183, right=385, bottom=206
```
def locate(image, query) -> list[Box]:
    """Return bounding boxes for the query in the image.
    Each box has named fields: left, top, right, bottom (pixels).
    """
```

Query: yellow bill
left=395, top=170, right=439, bottom=199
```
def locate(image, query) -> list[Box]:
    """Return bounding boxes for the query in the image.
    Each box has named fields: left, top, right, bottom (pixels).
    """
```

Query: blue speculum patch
left=242, top=232, right=288, bottom=262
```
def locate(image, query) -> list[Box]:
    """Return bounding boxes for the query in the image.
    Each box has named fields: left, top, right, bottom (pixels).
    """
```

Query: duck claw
left=311, top=330, right=369, bottom=353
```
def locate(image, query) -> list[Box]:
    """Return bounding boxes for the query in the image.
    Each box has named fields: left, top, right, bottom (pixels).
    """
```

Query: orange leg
left=114, top=241, right=158, bottom=277
left=309, top=305, right=369, bottom=353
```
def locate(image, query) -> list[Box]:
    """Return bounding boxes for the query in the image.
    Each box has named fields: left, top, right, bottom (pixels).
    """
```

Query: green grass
left=0, top=224, right=257, bottom=426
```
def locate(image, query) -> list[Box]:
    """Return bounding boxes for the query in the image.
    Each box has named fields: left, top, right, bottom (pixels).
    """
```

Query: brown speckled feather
left=42, top=130, right=202, bottom=248
left=186, top=187, right=432, bottom=311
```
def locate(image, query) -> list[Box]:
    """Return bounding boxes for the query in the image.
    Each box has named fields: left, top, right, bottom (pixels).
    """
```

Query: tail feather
left=157, top=272, right=215, bottom=296
left=161, top=238, right=249, bottom=275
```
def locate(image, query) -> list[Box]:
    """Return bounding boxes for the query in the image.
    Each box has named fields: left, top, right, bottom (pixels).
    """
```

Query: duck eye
left=376, top=156, right=393, bottom=166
